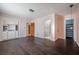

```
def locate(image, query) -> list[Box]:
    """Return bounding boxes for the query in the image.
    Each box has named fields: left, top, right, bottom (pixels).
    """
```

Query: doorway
left=66, top=19, right=74, bottom=42
left=44, top=20, right=51, bottom=39
left=28, top=22, right=35, bottom=37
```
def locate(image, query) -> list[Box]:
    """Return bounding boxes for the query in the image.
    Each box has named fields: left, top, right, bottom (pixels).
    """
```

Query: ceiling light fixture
left=29, top=9, right=35, bottom=12
left=69, top=4, right=74, bottom=19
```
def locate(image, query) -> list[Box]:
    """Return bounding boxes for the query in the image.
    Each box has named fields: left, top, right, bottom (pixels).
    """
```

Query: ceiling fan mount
left=29, top=9, right=35, bottom=12
left=69, top=4, right=74, bottom=8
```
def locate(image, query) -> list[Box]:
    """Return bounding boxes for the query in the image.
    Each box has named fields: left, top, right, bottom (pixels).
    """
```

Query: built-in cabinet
left=0, top=16, right=26, bottom=41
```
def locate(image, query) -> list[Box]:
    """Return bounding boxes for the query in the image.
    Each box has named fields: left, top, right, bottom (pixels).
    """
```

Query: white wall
left=72, top=7, right=79, bottom=46
left=18, top=18, right=26, bottom=38
left=31, top=14, right=65, bottom=41
left=0, top=15, right=27, bottom=41
left=30, top=17, right=45, bottom=38
left=30, top=14, right=56, bottom=41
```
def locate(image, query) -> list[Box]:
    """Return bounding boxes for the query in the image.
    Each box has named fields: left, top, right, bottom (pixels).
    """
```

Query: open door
left=28, top=22, right=35, bottom=37
left=66, top=19, right=74, bottom=43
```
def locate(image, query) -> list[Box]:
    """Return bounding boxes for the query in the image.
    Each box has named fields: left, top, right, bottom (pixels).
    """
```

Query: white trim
left=64, top=19, right=66, bottom=40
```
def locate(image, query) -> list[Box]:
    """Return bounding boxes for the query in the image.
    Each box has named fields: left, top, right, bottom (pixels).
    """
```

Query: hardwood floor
left=0, top=36, right=79, bottom=55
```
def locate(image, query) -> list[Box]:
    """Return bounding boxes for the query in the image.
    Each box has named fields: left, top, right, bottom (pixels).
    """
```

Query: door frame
left=64, top=19, right=75, bottom=41
left=27, top=22, right=35, bottom=37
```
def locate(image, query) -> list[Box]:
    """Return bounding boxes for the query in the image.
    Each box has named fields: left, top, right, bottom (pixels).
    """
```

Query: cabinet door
left=8, top=31, right=15, bottom=39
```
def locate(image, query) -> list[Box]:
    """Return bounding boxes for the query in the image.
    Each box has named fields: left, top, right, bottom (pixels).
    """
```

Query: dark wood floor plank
left=0, top=37, right=79, bottom=55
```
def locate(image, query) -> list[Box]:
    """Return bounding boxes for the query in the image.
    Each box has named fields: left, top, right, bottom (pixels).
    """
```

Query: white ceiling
left=0, top=3, right=79, bottom=19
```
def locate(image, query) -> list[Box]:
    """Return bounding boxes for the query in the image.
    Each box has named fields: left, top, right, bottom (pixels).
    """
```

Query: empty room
left=0, top=3, right=79, bottom=55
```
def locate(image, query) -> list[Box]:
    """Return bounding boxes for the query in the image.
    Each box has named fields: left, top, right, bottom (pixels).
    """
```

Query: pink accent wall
left=55, top=14, right=64, bottom=40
